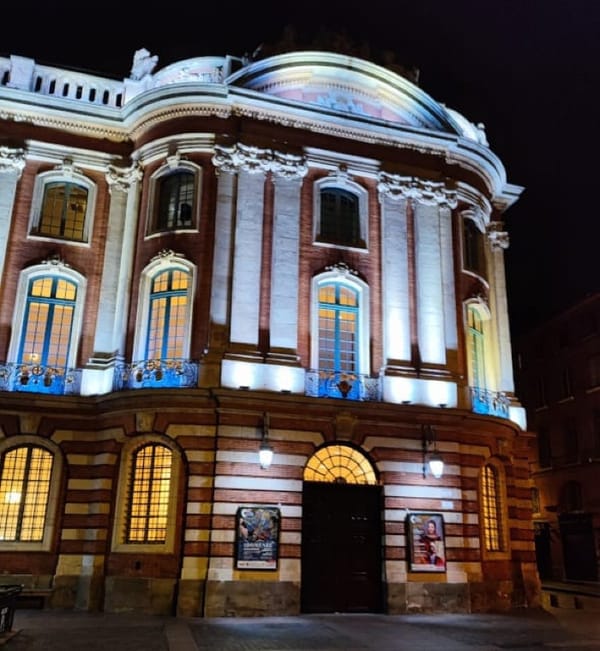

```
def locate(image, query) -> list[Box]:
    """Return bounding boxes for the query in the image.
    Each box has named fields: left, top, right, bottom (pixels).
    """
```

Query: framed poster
left=406, top=512, right=446, bottom=572
left=235, top=506, right=280, bottom=570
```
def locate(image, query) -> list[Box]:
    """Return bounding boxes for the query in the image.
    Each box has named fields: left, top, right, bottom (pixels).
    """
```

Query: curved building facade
left=0, top=48, right=538, bottom=615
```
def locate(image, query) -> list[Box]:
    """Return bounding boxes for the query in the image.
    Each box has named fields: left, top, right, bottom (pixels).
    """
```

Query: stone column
left=0, top=147, right=25, bottom=281
left=439, top=202, right=458, bottom=352
left=269, top=152, right=307, bottom=356
left=228, top=144, right=271, bottom=347
left=487, top=222, right=514, bottom=393
left=413, top=182, right=456, bottom=366
left=210, top=147, right=238, bottom=351
left=90, top=163, right=143, bottom=364
left=377, top=173, right=412, bottom=365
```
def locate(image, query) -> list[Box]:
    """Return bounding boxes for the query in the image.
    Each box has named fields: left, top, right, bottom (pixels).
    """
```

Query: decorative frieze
left=378, top=172, right=457, bottom=207
left=213, top=143, right=307, bottom=179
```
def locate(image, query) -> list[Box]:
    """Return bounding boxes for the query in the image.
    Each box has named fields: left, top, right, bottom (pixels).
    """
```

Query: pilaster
left=0, top=147, right=25, bottom=282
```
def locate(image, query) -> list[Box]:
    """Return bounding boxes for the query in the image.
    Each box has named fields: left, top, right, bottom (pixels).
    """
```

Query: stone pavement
left=2, top=607, right=600, bottom=651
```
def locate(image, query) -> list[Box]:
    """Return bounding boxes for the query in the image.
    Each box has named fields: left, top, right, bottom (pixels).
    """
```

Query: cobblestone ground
left=4, top=608, right=600, bottom=651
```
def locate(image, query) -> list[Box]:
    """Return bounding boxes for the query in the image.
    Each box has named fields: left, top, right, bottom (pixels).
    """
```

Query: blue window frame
left=146, top=268, right=190, bottom=361
left=318, top=282, right=359, bottom=373
left=16, top=276, right=77, bottom=393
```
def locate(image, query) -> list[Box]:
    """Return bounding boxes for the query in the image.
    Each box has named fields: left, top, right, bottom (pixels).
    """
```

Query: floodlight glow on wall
left=422, top=424, right=444, bottom=479
left=258, top=412, right=273, bottom=469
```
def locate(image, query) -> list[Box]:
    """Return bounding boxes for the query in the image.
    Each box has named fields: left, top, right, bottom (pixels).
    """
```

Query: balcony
left=470, top=386, right=510, bottom=418
left=305, top=370, right=381, bottom=401
left=114, top=358, right=199, bottom=390
left=0, top=362, right=81, bottom=395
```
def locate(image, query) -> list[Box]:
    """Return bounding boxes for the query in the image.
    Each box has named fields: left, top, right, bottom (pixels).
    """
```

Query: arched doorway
left=301, top=444, right=383, bottom=613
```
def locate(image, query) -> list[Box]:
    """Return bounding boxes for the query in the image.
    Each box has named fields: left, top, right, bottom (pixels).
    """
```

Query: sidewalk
left=2, top=607, right=600, bottom=651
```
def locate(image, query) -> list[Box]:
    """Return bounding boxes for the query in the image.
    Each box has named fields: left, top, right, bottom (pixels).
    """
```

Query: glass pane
left=0, top=447, right=52, bottom=542
left=127, top=445, right=172, bottom=543
left=304, top=444, right=376, bottom=484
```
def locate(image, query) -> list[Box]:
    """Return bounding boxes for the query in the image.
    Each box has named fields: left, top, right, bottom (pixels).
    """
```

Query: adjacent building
left=514, top=293, right=600, bottom=584
left=0, top=47, right=538, bottom=616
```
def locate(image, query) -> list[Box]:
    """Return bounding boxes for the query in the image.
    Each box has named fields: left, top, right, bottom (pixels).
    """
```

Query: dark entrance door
left=560, top=513, right=598, bottom=581
left=301, top=480, right=382, bottom=613
left=533, top=521, right=553, bottom=580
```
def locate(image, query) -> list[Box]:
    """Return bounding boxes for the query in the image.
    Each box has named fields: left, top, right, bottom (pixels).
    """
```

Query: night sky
left=2, top=0, right=598, bottom=337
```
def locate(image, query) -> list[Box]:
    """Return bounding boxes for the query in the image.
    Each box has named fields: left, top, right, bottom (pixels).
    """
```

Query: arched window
left=10, top=263, right=85, bottom=394
left=462, top=216, right=486, bottom=277
left=29, top=170, right=96, bottom=244
left=0, top=446, right=53, bottom=542
left=318, top=282, right=359, bottom=374
left=480, top=462, right=506, bottom=553
left=126, top=443, right=172, bottom=543
left=304, top=444, right=377, bottom=485
left=148, top=165, right=200, bottom=234
left=111, top=437, right=182, bottom=553
left=313, top=176, right=368, bottom=249
left=467, top=305, right=486, bottom=391
left=319, top=188, right=362, bottom=247
left=146, top=268, right=190, bottom=360
left=310, top=269, right=370, bottom=399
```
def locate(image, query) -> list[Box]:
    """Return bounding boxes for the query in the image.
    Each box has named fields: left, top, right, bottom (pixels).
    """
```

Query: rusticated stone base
left=176, top=579, right=205, bottom=617
left=386, top=582, right=470, bottom=614
left=204, top=580, right=300, bottom=617
left=103, top=577, right=176, bottom=615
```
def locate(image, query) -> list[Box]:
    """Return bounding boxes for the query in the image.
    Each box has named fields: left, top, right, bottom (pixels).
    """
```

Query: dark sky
left=2, top=0, right=599, bottom=337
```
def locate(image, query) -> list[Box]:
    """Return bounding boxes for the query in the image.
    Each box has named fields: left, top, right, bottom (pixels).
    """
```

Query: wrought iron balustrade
left=305, top=370, right=381, bottom=401
left=114, top=358, right=199, bottom=390
left=470, top=386, right=510, bottom=418
left=0, top=362, right=81, bottom=395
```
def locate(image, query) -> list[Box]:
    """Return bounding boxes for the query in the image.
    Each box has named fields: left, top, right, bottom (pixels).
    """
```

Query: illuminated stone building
left=0, top=47, right=538, bottom=616
left=514, top=293, right=600, bottom=585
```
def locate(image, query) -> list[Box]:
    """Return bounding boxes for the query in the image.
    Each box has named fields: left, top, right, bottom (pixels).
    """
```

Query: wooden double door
left=301, top=480, right=383, bottom=613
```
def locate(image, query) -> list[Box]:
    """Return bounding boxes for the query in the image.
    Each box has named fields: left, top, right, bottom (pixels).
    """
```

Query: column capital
left=271, top=151, right=308, bottom=181
left=0, top=146, right=26, bottom=177
left=212, top=142, right=272, bottom=175
left=377, top=172, right=456, bottom=207
left=487, top=221, right=509, bottom=250
left=106, top=162, right=143, bottom=193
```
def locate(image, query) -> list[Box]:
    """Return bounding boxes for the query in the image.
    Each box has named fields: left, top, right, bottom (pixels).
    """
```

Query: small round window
left=303, top=444, right=376, bottom=485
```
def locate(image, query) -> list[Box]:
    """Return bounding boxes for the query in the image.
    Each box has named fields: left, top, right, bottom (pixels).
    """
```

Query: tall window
left=0, top=446, right=53, bottom=542
left=19, top=276, right=76, bottom=373
left=467, top=306, right=486, bottom=390
left=463, top=218, right=485, bottom=276
left=154, top=170, right=195, bottom=232
left=318, top=282, right=359, bottom=374
left=318, top=188, right=362, bottom=247
left=146, top=268, right=190, bottom=360
left=481, top=463, right=504, bottom=552
left=126, top=444, right=172, bottom=544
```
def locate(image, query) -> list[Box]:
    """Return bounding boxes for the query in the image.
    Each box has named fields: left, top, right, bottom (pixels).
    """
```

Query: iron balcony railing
left=305, top=369, right=382, bottom=401
left=0, top=362, right=81, bottom=395
left=114, top=358, right=199, bottom=390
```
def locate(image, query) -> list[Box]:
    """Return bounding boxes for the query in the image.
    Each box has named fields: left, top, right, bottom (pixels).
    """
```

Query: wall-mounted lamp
left=422, top=424, right=444, bottom=479
left=258, top=412, right=273, bottom=469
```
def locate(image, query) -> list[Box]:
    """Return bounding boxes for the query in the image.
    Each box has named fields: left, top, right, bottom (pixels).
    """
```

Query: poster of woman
left=406, top=512, right=446, bottom=572
left=235, top=506, right=280, bottom=570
